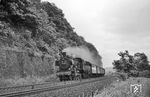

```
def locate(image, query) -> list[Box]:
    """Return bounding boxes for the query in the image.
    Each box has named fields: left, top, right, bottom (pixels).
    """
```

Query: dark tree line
left=113, top=50, right=150, bottom=77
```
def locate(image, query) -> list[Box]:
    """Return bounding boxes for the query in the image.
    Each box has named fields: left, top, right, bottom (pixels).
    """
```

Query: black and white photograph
left=0, top=0, right=150, bottom=97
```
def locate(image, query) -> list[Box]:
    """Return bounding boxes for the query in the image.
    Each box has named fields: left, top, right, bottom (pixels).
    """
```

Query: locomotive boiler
left=55, top=52, right=105, bottom=81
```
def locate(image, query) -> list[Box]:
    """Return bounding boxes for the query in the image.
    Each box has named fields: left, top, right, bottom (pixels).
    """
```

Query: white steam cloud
left=63, top=46, right=102, bottom=67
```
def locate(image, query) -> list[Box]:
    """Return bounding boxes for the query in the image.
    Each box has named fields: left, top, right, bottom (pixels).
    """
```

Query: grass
left=0, top=75, right=59, bottom=87
left=95, top=77, right=150, bottom=97
left=96, top=80, right=130, bottom=97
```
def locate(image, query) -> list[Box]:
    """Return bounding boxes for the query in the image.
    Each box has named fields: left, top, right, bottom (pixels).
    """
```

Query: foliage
left=134, top=53, right=149, bottom=71
left=1, top=0, right=38, bottom=29
left=129, top=70, right=139, bottom=77
left=40, top=1, right=85, bottom=46
left=113, top=50, right=134, bottom=73
left=138, top=70, right=150, bottom=78
left=0, top=0, right=101, bottom=65
left=113, top=50, right=150, bottom=77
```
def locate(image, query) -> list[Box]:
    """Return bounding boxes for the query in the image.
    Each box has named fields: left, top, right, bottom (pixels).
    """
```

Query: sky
left=42, top=0, right=150, bottom=68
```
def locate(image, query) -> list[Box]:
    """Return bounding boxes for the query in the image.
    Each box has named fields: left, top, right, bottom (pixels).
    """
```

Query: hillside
left=0, top=0, right=102, bottom=79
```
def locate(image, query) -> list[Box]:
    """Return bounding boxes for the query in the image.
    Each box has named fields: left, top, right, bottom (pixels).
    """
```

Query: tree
left=113, top=50, right=134, bottom=73
left=133, top=53, right=149, bottom=71
left=113, top=51, right=150, bottom=77
left=1, top=0, right=38, bottom=29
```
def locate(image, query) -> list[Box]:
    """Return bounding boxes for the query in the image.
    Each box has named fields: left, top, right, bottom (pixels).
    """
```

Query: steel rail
left=0, top=76, right=106, bottom=91
left=0, top=76, right=112, bottom=97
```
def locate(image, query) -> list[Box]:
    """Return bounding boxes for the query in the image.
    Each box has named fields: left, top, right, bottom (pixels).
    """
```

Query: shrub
left=138, top=70, right=150, bottom=78
left=115, top=72, right=128, bottom=81
left=129, top=70, right=139, bottom=77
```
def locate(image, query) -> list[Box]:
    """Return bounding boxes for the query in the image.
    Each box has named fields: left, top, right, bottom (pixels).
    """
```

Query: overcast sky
left=42, top=0, right=150, bottom=68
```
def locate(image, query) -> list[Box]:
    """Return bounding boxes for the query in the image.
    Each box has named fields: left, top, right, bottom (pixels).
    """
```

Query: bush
left=115, top=72, right=128, bottom=81
left=139, top=70, right=150, bottom=78
left=129, top=70, right=139, bottom=77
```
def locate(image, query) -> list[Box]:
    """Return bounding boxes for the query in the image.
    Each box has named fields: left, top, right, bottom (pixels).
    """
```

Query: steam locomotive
left=55, top=52, right=105, bottom=81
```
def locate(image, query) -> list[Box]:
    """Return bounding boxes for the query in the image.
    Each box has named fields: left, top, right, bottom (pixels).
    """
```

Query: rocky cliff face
left=0, top=0, right=102, bottom=78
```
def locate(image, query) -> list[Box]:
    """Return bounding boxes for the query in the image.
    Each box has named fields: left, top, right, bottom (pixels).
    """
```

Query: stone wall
left=0, top=48, right=55, bottom=78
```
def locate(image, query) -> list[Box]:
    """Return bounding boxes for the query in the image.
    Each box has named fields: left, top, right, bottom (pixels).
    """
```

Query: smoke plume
left=62, top=46, right=102, bottom=67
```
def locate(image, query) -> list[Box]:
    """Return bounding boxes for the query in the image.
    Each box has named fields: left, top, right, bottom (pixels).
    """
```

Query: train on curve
left=55, top=52, right=105, bottom=81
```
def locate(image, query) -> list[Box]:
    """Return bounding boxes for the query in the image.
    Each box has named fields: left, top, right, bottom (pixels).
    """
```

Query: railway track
left=0, top=77, right=102, bottom=94
left=0, top=75, right=114, bottom=97
left=0, top=80, right=75, bottom=94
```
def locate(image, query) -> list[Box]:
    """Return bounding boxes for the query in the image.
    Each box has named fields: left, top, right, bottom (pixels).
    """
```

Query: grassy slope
left=96, top=77, right=150, bottom=97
